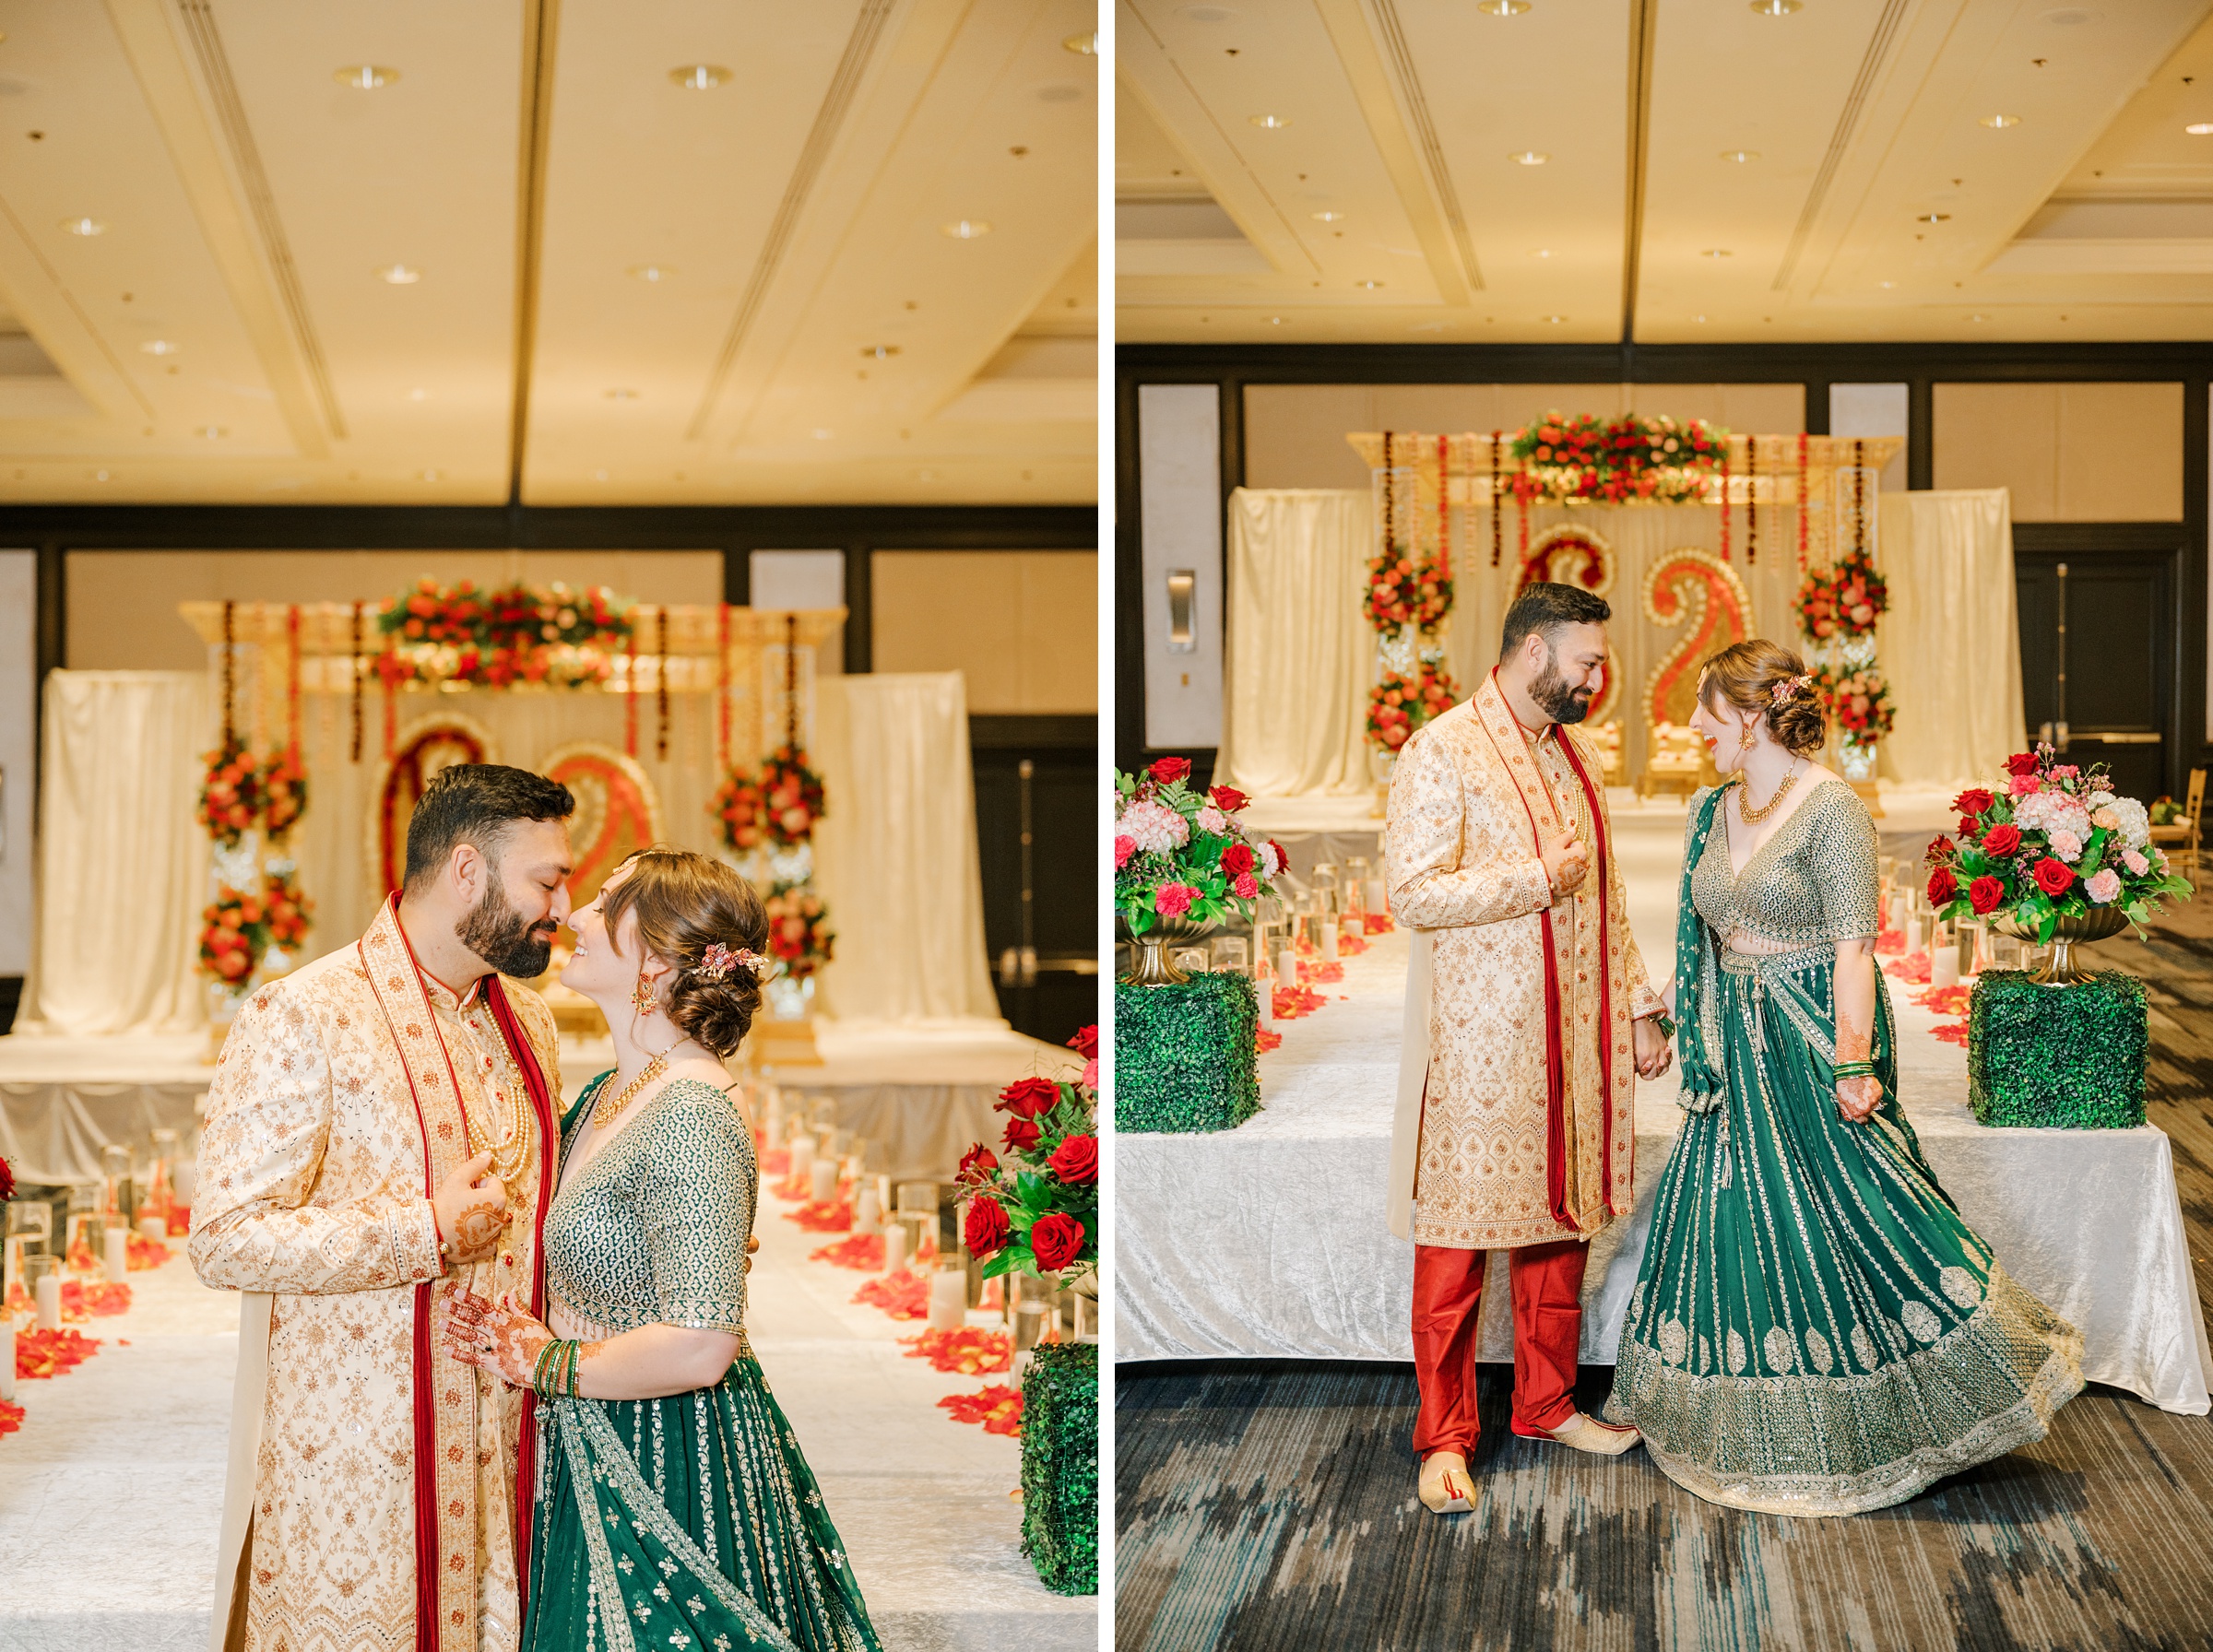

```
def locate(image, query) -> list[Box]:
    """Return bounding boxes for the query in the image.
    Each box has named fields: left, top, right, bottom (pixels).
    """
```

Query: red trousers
left=1411, top=1239, right=1587, bottom=1459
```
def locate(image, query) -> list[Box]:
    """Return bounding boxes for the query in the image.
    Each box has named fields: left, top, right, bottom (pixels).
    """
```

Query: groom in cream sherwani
left=1385, top=581, right=1674, bottom=1514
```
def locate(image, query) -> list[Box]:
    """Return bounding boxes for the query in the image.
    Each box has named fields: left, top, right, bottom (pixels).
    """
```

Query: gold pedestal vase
left=1118, top=913, right=1217, bottom=986
left=1994, top=906, right=2133, bottom=987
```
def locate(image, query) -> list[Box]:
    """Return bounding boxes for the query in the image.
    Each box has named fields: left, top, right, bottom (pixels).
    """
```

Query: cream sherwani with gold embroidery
left=1386, top=672, right=1663, bottom=1249
left=191, top=898, right=560, bottom=1652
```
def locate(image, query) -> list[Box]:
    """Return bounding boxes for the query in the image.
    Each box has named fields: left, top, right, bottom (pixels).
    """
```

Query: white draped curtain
left=20, top=672, right=211, bottom=1036
left=1877, top=490, right=2023, bottom=789
left=1213, top=489, right=1373, bottom=797
left=811, top=672, right=1001, bottom=1023
left=20, top=668, right=1000, bottom=1035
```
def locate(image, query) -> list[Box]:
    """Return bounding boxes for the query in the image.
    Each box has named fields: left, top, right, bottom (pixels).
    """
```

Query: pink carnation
left=2124, top=849, right=2150, bottom=877
left=2085, top=867, right=2123, bottom=905
left=1154, top=883, right=1198, bottom=917
left=2009, top=773, right=2041, bottom=797
left=1234, top=872, right=1258, bottom=900
left=1114, top=834, right=1136, bottom=869
left=2048, top=829, right=2083, bottom=864
left=1081, top=1056, right=1099, bottom=1090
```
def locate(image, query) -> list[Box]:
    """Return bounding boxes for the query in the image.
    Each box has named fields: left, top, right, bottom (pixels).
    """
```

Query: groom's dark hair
left=1499, top=581, right=1611, bottom=661
left=403, top=763, right=574, bottom=891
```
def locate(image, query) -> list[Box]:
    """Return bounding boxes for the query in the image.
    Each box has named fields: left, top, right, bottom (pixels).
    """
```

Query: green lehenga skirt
left=1604, top=947, right=2085, bottom=1516
left=523, top=1352, right=880, bottom=1652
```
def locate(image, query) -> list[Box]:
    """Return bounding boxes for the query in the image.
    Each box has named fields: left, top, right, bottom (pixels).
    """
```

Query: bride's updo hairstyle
left=598, top=845, right=771, bottom=1057
left=1698, top=638, right=1827, bottom=756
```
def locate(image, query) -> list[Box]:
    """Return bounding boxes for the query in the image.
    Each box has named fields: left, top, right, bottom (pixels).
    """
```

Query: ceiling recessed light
left=1980, top=113, right=2023, bottom=128
left=333, top=65, right=397, bottom=90
left=1702, top=247, right=1733, bottom=257
left=605, top=388, right=639, bottom=400
left=60, top=218, right=103, bottom=236
left=1720, top=149, right=1760, bottom=163
left=1476, top=0, right=1533, bottom=14
left=860, top=344, right=902, bottom=359
left=198, top=425, right=227, bottom=439
left=1249, top=114, right=1291, bottom=130
left=1510, top=149, right=1549, bottom=165
left=95, top=469, right=109, bottom=480
left=1546, top=314, right=1566, bottom=324
left=629, top=264, right=673, bottom=281
left=1694, top=314, right=1708, bottom=323
left=408, top=386, right=428, bottom=400
left=421, top=468, right=441, bottom=480
left=1311, top=210, right=1345, bottom=222
left=1530, top=248, right=1554, bottom=258
left=140, top=339, right=179, bottom=356
left=376, top=263, right=420, bottom=283
left=1269, top=316, right=1284, bottom=324
left=941, top=218, right=992, bottom=239
left=669, top=65, right=731, bottom=90
left=1878, top=279, right=1897, bottom=289
left=1970, top=313, right=1990, bottom=322
left=1917, top=212, right=1951, bottom=224
left=1356, top=279, right=1384, bottom=289
left=2187, top=122, right=2213, bottom=136
left=1063, top=31, right=1097, bottom=53
left=1750, top=0, right=1801, bottom=13
left=811, top=429, right=834, bottom=441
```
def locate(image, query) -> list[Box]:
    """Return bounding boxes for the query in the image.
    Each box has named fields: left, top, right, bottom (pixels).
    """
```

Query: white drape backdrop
left=1217, top=486, right=2021, bottom=798
left=1214, top=489, right=1373, bottom=797
left=1878, top=489, right=2023, bottom=789
left=18, top=668, right=1000, bottom=1035
left=811, top=672, right=1001, bottom=1022
left=19, top=673, right=211, bottom=1036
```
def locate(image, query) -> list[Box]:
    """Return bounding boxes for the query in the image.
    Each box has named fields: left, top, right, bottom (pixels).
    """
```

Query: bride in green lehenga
left=451, top=846, right=880, bottom=1652
left=1604, top=641, right=2084, bottom=1516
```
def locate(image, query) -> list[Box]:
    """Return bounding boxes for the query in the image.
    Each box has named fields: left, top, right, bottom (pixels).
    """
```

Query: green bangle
left=530, top=1339, right=559, bottom=1398
left=566, top=1340, right=584, bottom=1398
left=1833, top=1062, right=1877, bottom=1079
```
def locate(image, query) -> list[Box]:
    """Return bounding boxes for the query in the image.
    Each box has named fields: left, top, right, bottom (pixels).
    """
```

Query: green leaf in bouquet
left=980, top=1245, right=1034, bottom=1281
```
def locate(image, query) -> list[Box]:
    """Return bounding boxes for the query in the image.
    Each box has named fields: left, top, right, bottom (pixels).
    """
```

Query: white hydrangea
left=2101, top=795, right=2150, bottom=849
left=1118, top=797, right=1188, bottom=854
left=2011, top=790, right=2090, bottom=843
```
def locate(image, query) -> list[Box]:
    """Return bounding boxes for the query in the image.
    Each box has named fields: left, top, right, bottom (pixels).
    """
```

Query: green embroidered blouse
left=1688, top=777, right=1882, bottom=950
left=541, top=1074, right=755, bottom=1339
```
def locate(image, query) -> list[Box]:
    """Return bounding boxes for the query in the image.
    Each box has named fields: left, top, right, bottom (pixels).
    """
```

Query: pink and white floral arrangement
left=1114, top=759, right=1285, bottom=935
left=1925, top=744, right=2193, bottom=940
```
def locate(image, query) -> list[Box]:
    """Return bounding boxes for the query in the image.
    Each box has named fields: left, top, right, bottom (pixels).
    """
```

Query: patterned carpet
left=1116, top=893, right=2213, bottom=1651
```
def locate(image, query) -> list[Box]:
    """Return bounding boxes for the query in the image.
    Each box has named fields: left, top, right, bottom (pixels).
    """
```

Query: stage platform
left=0, top=1015, right=1077, bottom=1188
left=0, top=1184, right=1095, bottom=1651
left=1118, top=808, right=2213, bottom=1416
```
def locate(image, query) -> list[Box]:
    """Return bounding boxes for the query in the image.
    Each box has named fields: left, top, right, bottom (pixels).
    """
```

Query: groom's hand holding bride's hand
left=1632, top=1014, right=1673, bottom=1079
left=443, top=1290, right=551, bottom=1388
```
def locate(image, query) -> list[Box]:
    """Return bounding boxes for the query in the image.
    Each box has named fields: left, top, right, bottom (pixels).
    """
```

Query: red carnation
left=1154, top=884, right=1198, bottom=918
left=1113, top=835, right=1136, bottom=870
left=1067, top=1024, right=1098, bottom=1060
left=2005, top=752, right=2041, bottom=777
left=1208, top=785, right=1249, bottom=813
left=1003, top=1115, right=1042, bottom=1154
left=1047, top=1134, right=1098, bottom=1186
left=1954, top=788, right=1994, bottom=818
left=1148, top=757, right=1191, bottom=786
left=964, top=1196, right=1012, bottom=1257
left=2033, top=857, right=2076, bottom=896
left=997, top=1077, right=1061, bottom=1121
left=1969, top=875, right=2006, bottom=915
left=956, top=1144, right=999, bottom=1186
left=1030, top=1211, right=1086, bottom=1273
left=1926, top=867, right=1958, bottom=906
left=1981, top=823, right=2022, bottom=857
left=1220, top=843, right=1255, bottom=877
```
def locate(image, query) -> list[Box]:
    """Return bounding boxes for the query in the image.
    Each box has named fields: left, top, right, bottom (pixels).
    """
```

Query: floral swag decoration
left=374, top=577, right=633, bottom=689
left=957, top=1033, right=1098, bottom=1291
left=1508, top=413, right=1726, bottom=506
left=1926, top=746, right=2194, bottom=940
left=1113, top=760, right=1284, bottom=934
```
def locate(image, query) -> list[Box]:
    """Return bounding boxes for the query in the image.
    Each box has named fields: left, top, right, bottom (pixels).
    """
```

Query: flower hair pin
left=1770, top=672, right=1813, bottom=704
left=693, top=942, right=773, bottom=982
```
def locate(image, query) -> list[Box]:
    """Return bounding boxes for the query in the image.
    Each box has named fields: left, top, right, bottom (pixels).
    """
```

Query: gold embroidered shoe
left=1517, top=1411, right=1641, bottom=1456
left=1417, top=1450, right=1474, bottom=1514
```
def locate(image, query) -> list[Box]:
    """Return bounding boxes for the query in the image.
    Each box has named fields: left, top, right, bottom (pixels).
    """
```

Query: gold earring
left=631, top=972, right=656, bottom=1015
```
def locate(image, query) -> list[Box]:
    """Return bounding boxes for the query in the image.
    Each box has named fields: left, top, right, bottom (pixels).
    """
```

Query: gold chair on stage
left=1638, top=723, right=1712, bottom=800
left=2153, top=767, right=2207, bottom=889
left=1583, top=720, right=1625, bottom=787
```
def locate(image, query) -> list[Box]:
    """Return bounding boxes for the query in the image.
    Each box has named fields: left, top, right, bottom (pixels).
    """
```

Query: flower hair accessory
left=693, top=942, right=772, bottom=982
left=1770, top=672, right=1813, bottom=705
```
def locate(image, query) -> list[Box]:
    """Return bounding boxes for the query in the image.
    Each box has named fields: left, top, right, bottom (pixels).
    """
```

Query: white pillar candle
left=1320, top=922, right=1339, bottom=963
left=1254, top=965, right=1273, bottom=1031
left=855, top=1187, right=882, bottom=1231
left=1276, top=948, right=1298, bottom=987
left=928, top=1267, right=967, bottom=1331
left=1342, top=914, right=1363, bottom=942
left=788, top=1133, right=815, bottom=1182
left=105, top=1229, right=128, bottom=1284
left=809, top=1157, right=838, bottom=1205
left=883, top=1221, right=911, bottom=1276
left=35, top=1272, right=61, bottom=1332
left=0, top=1323, right=14, bottom=1402
left=1889, top=892, right=1909, bottom=935
left=138, top=1215, right=166, bottom=1243
left=1931, top=942, right=1960, bottom=990
left=763, top=1086, right=785, bottom=1143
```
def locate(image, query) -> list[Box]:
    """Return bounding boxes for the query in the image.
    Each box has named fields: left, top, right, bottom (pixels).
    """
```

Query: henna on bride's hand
left=446, top=1293, right=550, bottom=1386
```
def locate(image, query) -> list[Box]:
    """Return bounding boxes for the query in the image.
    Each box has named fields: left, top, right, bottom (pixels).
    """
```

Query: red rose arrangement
left=1115, top=763, right=1284, bottom=938
left=1367, top=664, right=1462, bottom=754
left=1796, top=549, right=1888, bottom=642
left=1364, top=548, right=1453, bottom=637
left=1812, top=665, right=1896, bottom=744
left=262, top=867, right=314, bottom=953
left=1508, top=412, right=1725, bottom=505
left=758, top=746, right=827, bottom=846
left=198, top=885, right=272, bottom=985
left=761, top=880, right=834, bottom=978
left=197, top=738, right=266, bottom=850
left=1926, top=745, right=2193, bottom=943
left=957, top=1064, right=1098, bottom=1292
left=710, top=770, right=768, bottom=854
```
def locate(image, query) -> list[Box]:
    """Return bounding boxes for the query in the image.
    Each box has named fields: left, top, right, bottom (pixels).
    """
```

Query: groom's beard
left=1531, top=650, right=1596, bottom=725
left=457, top=874, right=558, bottom=978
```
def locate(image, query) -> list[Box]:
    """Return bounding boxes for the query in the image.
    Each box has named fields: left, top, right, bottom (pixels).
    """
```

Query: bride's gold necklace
left=1736, top=759, right=1805, bottom=825
left=591, top=1050, right=669, bottom=1131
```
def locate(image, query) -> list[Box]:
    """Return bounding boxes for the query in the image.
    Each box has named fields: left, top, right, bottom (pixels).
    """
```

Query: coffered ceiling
left=0, top=0, right=1097, bottom=504
left=1118, top=0, right=2213, bottom=344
